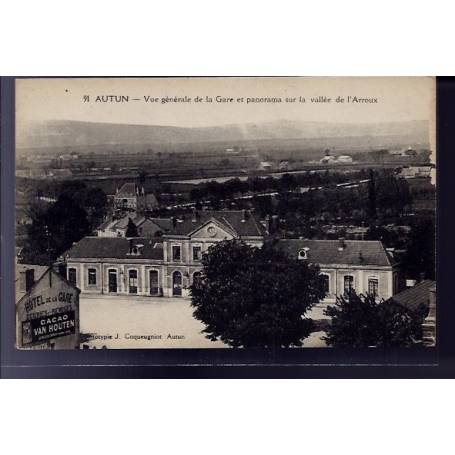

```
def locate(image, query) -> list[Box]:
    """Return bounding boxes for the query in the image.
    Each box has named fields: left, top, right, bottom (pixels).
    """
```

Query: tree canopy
left=324, top=291, right=427, bottom=348
left=22, top=182, right=107, bottom=265
left=125, top=217, right=139, bottom=237
left=24, top=194, right=91, bottom=265
left=190, top=240, right=326, bottom=348
left=401, top=217, right=435, bottom=280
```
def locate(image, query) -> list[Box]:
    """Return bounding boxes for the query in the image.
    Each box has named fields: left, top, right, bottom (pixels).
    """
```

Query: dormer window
left=128, top=243, right=144, bottom=256
left=298, top=248, right=309, bottom=260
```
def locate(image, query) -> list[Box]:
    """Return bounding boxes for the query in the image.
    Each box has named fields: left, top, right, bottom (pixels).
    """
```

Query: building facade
left=64, top=211, right=398, bottom=303
left=113, top=183, right=159, bottom=211
left=65, top=210, right=265, bottom=298
left=276, top=238, right=399, bottom=303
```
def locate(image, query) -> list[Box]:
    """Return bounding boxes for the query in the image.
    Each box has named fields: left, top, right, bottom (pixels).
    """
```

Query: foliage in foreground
left=324, top=291, right=427, bottom=348
left=190, top=240, right=326, bottom=348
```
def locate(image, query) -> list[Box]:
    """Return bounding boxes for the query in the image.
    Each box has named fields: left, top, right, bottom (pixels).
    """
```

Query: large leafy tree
left=85, top=187, right=108, bottom=227
left=190, top=240, right=326, bottom=348
left=24, top=194, right=91, bottom=265
left=59, top=181, right=107, bottom=229
left=324, top=291, right=427, bottom=348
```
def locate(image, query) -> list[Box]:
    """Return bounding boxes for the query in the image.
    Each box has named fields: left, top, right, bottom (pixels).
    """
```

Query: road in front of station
left=79, top=296, right=327, bottom=349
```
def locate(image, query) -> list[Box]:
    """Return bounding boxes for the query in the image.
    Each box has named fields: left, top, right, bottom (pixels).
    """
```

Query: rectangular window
left=129, top=269, right=138, bottom=294
left=88, top=268, right=97, bottom=285
left=68, top=268, right=77, bottom=285
left=368, top=278, right=379, bottom=297
left=344, top=275, right=354, bottom=294
left=192, top=246, right=202, bottom=261
left=321, top=274, right=330, bottom=294
left=172, top=245, right=181, bottom=261
left=150, top=270, right=159, bottom=296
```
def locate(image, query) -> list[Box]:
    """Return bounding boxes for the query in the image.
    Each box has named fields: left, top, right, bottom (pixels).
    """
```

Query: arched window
left=108, top=269, right=117, bottom=293
left=172, top=271, right=182, bottom=296
left=129, top=269, right=138, bottom=294
left=193, top=271, right=202, bottom=285
left=88, top=268, right=97, bottom=285
left=321, top=274, right=330, bottom=294
left=368, top=277, right=379, bottom=297
left=344, top=275, right=354, bottom=295
left=150, top=270, right=159, bottom=296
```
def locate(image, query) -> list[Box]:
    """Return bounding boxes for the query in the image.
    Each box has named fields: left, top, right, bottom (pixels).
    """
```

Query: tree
left=125, top=217, right=139, bottom=237
left=365, top=225, right=399, bottom=248
left=279, top=173, right=298, bottom=191
left=58, top=181, right=107, bottom=230
left=138, top=170, right=147, bottom=184
left=85, top=187, right=108, bottom=228
left=253, top=195, right=273, bottom=218
left=190, top=240, right=326, bottom=348
left=324, top=291, right=426, bottom=348
left=401, top=217, right=435, bottom=280
left=367, top=169, right=377, bottom=220
left=24, top=194, right=91, bottom=265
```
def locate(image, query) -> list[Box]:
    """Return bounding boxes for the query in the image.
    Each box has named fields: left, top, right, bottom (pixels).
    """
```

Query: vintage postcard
left=14, top=77, right=436, bottom=350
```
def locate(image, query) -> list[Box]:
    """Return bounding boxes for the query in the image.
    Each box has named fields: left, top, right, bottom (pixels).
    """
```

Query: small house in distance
left=320, top=149, right=336, bottom=164
left=113, top=183, right=159, bottom=211
left=320, top=149, right=353, bottom=164
left=278, top=160, right=292, bottom=171
left=258, top=161, right=274, bottom=172
left=337, top=155, right=353, bottom=163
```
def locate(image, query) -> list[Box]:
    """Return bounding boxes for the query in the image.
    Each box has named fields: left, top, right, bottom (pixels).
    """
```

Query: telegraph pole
left=45, top=224, right=52, bottom=287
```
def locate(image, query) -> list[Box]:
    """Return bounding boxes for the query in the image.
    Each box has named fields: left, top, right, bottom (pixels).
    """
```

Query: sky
left=16, top=77, right=435, bottom=129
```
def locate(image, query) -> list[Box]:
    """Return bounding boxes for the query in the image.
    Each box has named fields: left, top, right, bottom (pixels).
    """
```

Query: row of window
left=172, top=244, right=202, bottom=262
left=70, top=267, right=379, bottom=297
left=68, top=267, right=202, bottom=296
left=320, top=274, right=379, bottom=297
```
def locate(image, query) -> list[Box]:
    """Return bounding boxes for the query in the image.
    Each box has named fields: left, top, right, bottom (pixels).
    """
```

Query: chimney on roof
left=19, top=268, right=35, bottom=293
left=265, top=215, right=271, bottom=234
left=338, top=237, right=346, bottom=251
left=272, top=215, right=279, bottom=233
left=192, top=207, right=198, bottom=223
left=419, top=271, right=426, bottom=282
left=358, top=251, right=364, bottom=262
left=128, top=238, right=134, bottom=254
left=241, top=209, right=249, bottom=223
left=172, top=216, right=177, bottom=228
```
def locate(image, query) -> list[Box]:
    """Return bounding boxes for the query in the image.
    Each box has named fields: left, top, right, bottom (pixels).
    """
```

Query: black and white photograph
left=14, top=77, right=436, bottom=350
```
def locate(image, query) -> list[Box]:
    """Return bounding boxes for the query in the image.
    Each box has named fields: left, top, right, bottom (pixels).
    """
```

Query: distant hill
left=17, top=119, right=429, bottom=150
